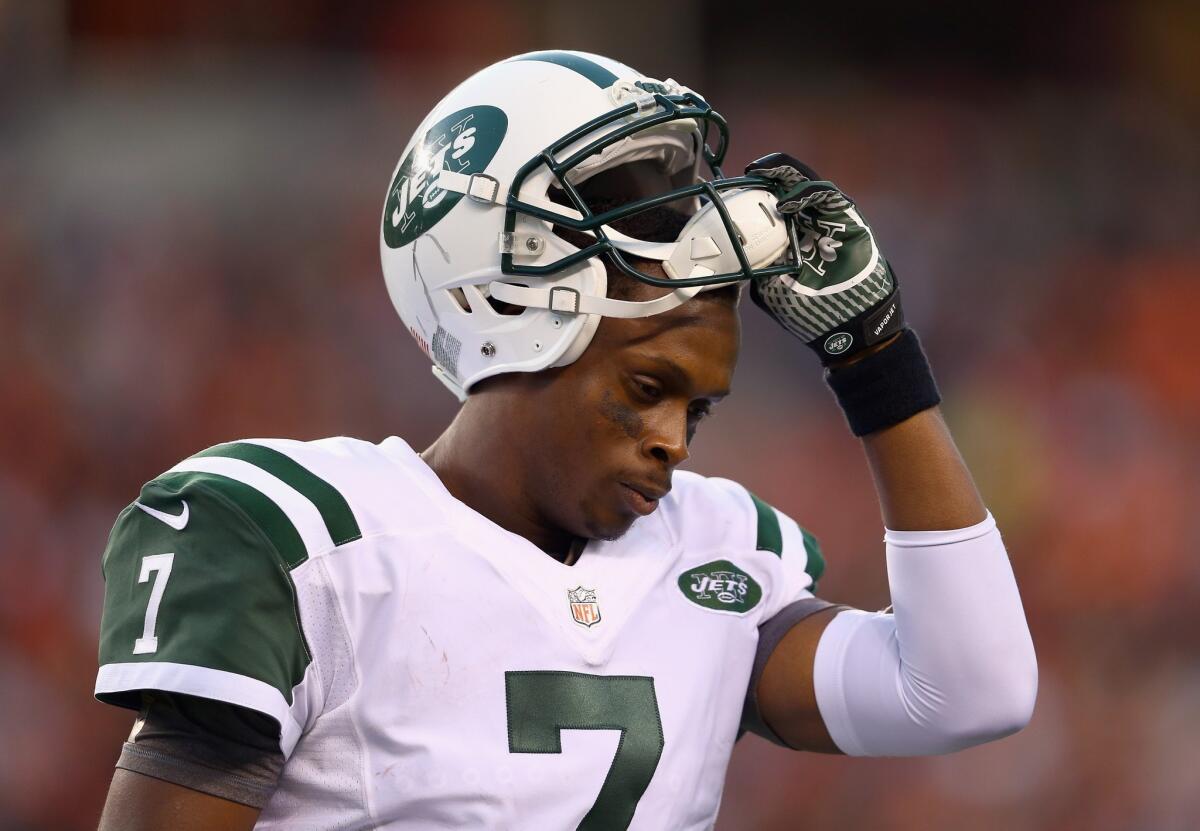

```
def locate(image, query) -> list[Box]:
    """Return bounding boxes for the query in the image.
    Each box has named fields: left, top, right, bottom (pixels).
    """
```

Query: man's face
left=514, top=272, right=740, bottom=543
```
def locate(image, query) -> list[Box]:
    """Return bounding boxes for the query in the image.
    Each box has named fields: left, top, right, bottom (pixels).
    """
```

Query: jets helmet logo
left=567, top=586, right=602, bottom=628
left=382, top=105, right=508, bottom=249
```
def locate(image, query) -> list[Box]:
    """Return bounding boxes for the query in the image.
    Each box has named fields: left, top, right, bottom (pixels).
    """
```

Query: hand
left=746, top=153, right=905, bottom=364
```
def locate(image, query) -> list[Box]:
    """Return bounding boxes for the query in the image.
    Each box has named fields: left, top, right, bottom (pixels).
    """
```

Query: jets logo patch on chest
left=677, top=560, right=762, bottom=614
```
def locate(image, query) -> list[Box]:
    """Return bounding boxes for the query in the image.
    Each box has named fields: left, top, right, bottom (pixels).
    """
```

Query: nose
left=642, top=406, right=689, bottom=468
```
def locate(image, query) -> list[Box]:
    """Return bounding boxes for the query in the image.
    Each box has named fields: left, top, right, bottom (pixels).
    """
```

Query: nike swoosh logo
left=135, top=500, right=189, bottom=531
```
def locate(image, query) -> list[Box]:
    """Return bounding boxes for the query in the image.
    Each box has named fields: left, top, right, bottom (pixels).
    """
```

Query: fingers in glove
left=745, top=152, right=824, bottom=183
left=776, top=180, right=854, bottom=215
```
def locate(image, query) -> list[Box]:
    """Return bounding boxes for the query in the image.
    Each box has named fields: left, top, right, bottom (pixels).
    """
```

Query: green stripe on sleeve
left=153, top=472, right=308, bottom=569
left=748, top=492, right=783, bottom=558
left=510, top=51, right=619, bottom=88
left=801, top=527, right=826, bottom=586
left=195, top=443, right=361, bottom=546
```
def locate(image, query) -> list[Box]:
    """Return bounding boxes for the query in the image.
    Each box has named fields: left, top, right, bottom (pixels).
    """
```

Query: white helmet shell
left=380, top=50, right=789, bottom=399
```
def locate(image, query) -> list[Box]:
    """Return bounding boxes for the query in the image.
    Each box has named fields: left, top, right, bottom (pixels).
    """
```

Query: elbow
left=967, top=665, right=1038, bottom=745
left=945, top=648, right=1039, bottom=748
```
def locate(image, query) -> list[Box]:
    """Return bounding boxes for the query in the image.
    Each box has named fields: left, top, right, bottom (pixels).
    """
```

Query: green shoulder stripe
left=195, top=443, right=361, bottom=546
left=748, top=491, right=826, bottom=589
left=153, top=471, right=307, bottom=569
left=801, top=527, right=826, bottom=586
left=748, top=492, right=783, bottom=557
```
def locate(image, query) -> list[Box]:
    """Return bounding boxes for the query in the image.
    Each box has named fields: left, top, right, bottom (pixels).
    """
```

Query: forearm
left=861, top=405, right=986, bottom=531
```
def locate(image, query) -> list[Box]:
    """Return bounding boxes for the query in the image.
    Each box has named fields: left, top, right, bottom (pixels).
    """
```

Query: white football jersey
left=96, top=436, right=825, bottom=830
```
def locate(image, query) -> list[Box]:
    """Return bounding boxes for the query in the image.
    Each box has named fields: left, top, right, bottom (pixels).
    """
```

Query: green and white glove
left=747, top=153, right=905, bottom=364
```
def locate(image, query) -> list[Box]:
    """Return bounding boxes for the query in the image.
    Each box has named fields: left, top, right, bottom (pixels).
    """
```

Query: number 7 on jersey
left=133, top=553, right=174, bottom=654
left=505, top=671, right=664, bottom=831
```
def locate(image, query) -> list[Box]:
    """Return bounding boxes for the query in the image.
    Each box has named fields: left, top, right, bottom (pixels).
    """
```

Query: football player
left=95, top=51, right=1036, bottom=830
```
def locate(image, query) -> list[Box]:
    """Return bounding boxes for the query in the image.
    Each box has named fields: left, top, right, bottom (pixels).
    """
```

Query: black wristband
left=824, top=328, right=941, bottom=436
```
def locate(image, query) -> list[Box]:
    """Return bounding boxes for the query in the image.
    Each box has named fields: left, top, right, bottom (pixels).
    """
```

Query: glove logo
left=678, top=560, right=762, bottom=614
left=824, top=332, right=853, bottom=355
left=383, top=105, right=508, bottom=249
left=796, top=219, right=845, bottom=275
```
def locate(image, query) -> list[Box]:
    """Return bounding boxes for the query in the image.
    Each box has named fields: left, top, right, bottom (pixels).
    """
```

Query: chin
left=580, top=511, right=639, bottom=543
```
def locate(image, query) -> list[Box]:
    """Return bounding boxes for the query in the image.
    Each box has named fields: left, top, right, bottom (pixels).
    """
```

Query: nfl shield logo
left=567, top=586, right=601, bottom=628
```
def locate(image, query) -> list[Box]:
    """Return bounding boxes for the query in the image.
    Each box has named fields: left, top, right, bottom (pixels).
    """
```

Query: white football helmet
left=379, top=50, right=795, bottom=399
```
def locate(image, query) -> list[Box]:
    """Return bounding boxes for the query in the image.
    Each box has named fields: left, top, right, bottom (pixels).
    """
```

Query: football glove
left=747, top=153, right=905, bottom=364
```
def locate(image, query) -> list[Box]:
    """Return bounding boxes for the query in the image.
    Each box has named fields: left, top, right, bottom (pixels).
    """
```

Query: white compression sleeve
left=812, top=513, right=1037, bottom=756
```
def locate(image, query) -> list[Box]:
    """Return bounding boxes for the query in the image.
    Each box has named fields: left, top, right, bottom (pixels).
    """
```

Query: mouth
left=618, top=481, right=669, bottom=517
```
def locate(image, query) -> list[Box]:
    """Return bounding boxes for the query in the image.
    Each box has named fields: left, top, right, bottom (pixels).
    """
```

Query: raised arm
left=744, top=155, right=1036, bottom=755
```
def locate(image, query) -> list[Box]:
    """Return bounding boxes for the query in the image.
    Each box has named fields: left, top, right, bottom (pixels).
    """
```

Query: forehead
left=591, top=295, right=740, bottom=394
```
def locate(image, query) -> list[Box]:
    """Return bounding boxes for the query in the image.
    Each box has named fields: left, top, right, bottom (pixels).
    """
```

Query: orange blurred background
left=1, top=1, right=1198, bottom=829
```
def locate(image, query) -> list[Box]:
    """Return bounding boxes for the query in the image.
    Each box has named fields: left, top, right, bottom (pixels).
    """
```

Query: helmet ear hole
left=484, top=284, right=527, bottom=316
left=446, top=287, right=471, bottom=312
left=459, top=283, right=525, bottom=316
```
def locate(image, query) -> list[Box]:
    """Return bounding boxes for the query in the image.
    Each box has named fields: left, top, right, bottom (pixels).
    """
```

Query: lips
left=618, top=480, right=670, bottom=517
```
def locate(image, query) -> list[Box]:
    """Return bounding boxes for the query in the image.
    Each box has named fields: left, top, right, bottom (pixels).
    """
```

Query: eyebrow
left=638, top=353, right=731, bottom=401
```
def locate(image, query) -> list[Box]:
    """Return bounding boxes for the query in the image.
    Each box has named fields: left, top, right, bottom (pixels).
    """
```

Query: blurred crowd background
left=2, top=1, right=1198, bottom=829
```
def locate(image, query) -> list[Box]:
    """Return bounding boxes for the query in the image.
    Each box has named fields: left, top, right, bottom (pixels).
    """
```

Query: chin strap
left=434, top=169, right=503, bottom=204
left=487, top=281, right=704, bottom=318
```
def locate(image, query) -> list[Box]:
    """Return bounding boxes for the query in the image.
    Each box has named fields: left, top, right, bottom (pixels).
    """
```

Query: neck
left=421, top=395, right=577, bottom=560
